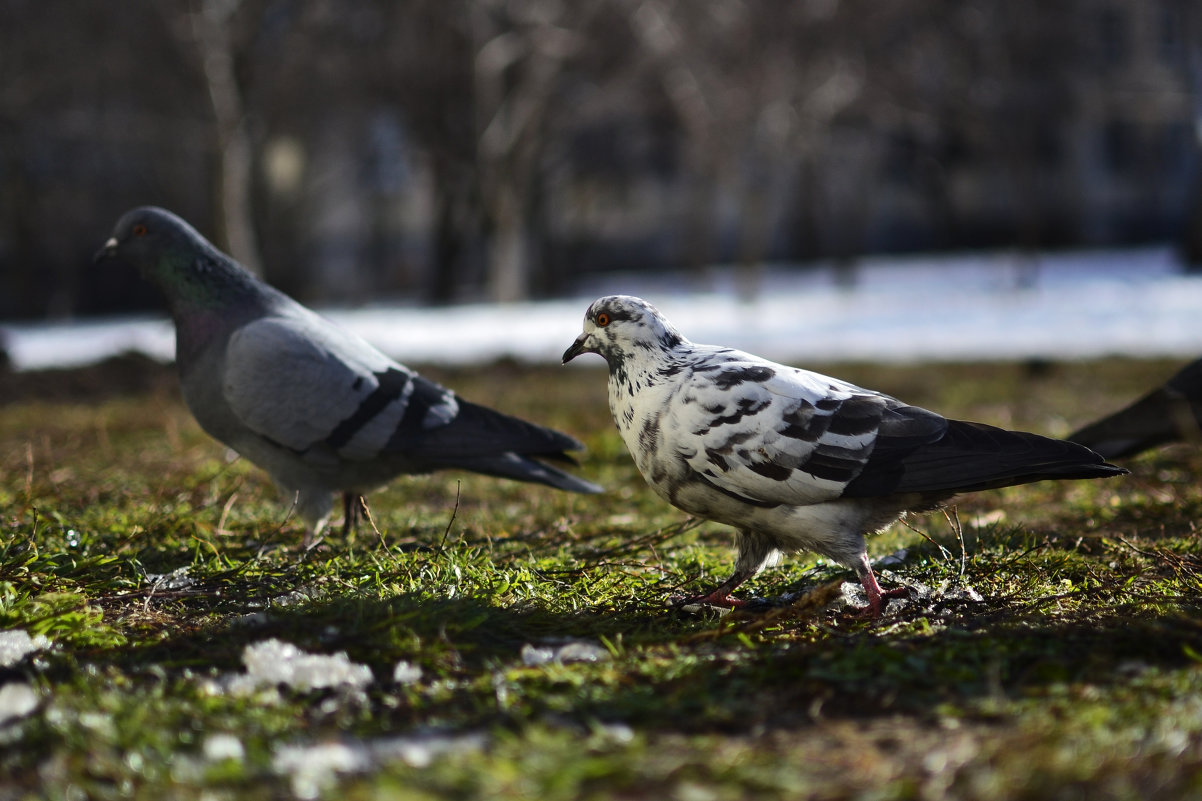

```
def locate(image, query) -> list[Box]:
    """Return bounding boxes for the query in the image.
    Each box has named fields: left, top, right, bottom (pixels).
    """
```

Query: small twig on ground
left=900, top=516, right=954, bottom=562
left=216, top=492, right=238, bottom=537
left=944, top=506, right=967, bottom=579
left=439, top=481, right=462, bottom=550
left=358, top=495, right=401, bottom=568
left=24, top=442, right=33, bottom=502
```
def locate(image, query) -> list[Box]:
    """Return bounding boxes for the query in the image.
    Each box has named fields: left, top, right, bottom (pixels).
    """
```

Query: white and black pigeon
left=1068, top=357, right=1202, bottom=459
left=563, top=295, right=1127, bottom=616
left=97, top=206, right=601, bottom=543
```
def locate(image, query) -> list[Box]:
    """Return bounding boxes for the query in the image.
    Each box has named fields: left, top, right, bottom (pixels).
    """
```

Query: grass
left=3, top=354, right=1202, bottom=799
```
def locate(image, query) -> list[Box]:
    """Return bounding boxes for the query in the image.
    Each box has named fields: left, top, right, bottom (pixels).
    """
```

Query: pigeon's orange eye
left=133, top=224, right=148, bottom=237
left=596, top=312, right=610, bottom=327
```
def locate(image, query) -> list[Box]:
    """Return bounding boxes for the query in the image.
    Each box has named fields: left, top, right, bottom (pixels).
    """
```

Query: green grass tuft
left=3, top=356, right=1202, bottom=798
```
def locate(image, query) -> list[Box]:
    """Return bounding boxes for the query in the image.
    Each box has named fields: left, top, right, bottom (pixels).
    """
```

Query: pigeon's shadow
left=21, top=565, right=1202, bottom=739
left=63, top=578, right=698, bottom=682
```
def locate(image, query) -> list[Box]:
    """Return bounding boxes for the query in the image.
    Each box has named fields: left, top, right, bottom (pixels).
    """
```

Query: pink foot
left=675, top=570, right=754, bottom=610
left=852, top=585, right=910, bottom=618
left=681, top=589, right=749, bottom=609
left=853, top=560, right=911, bottom=618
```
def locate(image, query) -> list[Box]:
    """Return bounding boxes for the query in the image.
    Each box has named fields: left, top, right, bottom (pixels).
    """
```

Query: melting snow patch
left=144, top=566, right=196, bottom=592
left=392, top=660, right=422, bottom=685
left=938, top=583, right=984, bottom=604
left=0, top=630, right=50, bottom=668
left=242, top=639, right=373, bottom=692
left=206, top=639, right=374, bottom=696
left=835, top=576, right=984, bottom=617
left=203, top=732, right=246, bottom=762
left=11, top=246, right=1202, bottom=371
left=270, top=586, right=320, bottom=608
left=273, top=731, right=486, bottom=799
left=521, top=640, right=611, bottom=667
left=0, top=683, right=38, bottom=725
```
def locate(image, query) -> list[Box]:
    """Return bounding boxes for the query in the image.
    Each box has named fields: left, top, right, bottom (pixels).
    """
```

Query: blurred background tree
left=0, top=0, right=1198, bottom=319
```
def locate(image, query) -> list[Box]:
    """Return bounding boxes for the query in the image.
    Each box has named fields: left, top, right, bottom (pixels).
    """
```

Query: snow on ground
left=0, top=683, right=38, bottom=726
left=520, top=639, right=612, bottom=666
left=227, top=639, right=374, bottom=694
left=0, top=630, right=50, bottom=668
left=272, top=731, right=488, bottom=799
left=0, top=631, right=49, bottom=726
left=4, top=246, right=1201, bottom=371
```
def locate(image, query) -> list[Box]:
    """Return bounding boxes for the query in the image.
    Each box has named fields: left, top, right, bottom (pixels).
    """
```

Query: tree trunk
left=486, top=187, right=529, bottom=303
left=188, top=0, right=262, bottom=275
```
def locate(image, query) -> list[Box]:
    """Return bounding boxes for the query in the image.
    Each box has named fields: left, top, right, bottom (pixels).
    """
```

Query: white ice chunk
left=0, top=683, right=38, bottom=725
left=874, top=548, right=909, bottom=568
left=273, top=742, right=369, bottom=800
left=144, top=566, right=195, bottom=592
left=521, top=640, right=611, bottom=667
left=203, top=732, right=246, bottom=762
left=241, top=639, right=373, bottom=692
left=392, top=660, right=422, bottom=685
left=273, top=732, right=486, bottom=799
left=0, top=630, right=50, bottom=668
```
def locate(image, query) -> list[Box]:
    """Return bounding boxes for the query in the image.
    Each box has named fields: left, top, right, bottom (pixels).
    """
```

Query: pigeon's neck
left=149, top=246, right=265, bottom=308
left=606, top=342, right=689, bottom=434
left=173, top=307, right=227, bottom=368
left=606, top=341, right=680, bottom=386
left=166, top=260, right=280, bottom=367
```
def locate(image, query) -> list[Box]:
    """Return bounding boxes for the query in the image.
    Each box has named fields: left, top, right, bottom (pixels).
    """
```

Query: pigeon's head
left=96, top=207, right=254, bottom=308
left=97, top=207, right=207, bottom=272
left=562, top=295, right=685, bottom=366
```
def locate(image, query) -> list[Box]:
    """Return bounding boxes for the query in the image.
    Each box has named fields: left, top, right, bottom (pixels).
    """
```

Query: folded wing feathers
left=225, top=313, right=587, bottom=475
left=223, top=316, right=403, bottom=454
left=677, top=360, right=1121, bottom=504
left=679, top=372, right=886, bottom=505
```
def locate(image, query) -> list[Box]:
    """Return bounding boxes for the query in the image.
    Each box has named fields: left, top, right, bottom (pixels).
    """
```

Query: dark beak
left=562, top=333, right=591, bottom=364
left=94, top=237, right=119, bottom=263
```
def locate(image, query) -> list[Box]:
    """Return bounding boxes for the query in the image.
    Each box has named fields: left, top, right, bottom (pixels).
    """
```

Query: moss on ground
left=2, top=355, right=1202, bottom=799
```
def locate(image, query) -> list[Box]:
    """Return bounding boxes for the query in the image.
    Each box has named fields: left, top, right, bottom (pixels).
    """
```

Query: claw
left=676, top=568, right=754, bottom=609
left=852, top=558, right=910, bottom=617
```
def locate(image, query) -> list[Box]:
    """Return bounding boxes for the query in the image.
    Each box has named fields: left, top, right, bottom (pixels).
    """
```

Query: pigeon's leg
left=853, top=553, right=909, bottom=617
left=341, top=492, right=362, bottom=538
left=301, top=520, right=326, bottom=551
left=294, top=489, right=331, bottom=550
left=684, top=569, right=754, bottom=608
left=682, top=528, right=776, bottom=608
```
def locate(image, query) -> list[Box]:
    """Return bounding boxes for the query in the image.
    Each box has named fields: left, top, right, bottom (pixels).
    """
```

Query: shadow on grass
left=44, top=556, right=1202, bottom=740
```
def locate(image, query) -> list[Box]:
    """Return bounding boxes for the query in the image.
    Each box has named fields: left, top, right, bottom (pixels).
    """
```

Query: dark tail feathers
left=453, top=452, right=603, bottom=494
left=846, top=419, right=1127, bottom=498
left=1069, top=380, right=1202, bottom=460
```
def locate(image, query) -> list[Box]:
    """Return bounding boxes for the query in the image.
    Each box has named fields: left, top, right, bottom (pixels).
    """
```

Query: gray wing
left=223, top=312, right=456, bottom=462
left=224, top=311, right=601, bottom=492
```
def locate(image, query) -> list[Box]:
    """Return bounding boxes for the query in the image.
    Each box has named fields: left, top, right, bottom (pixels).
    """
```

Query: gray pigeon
left=97, top=206, right=601, bottom=542
left=1068, top=358, right=1202, bottom=459
left=563, top=295, right=1126, bottom=616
